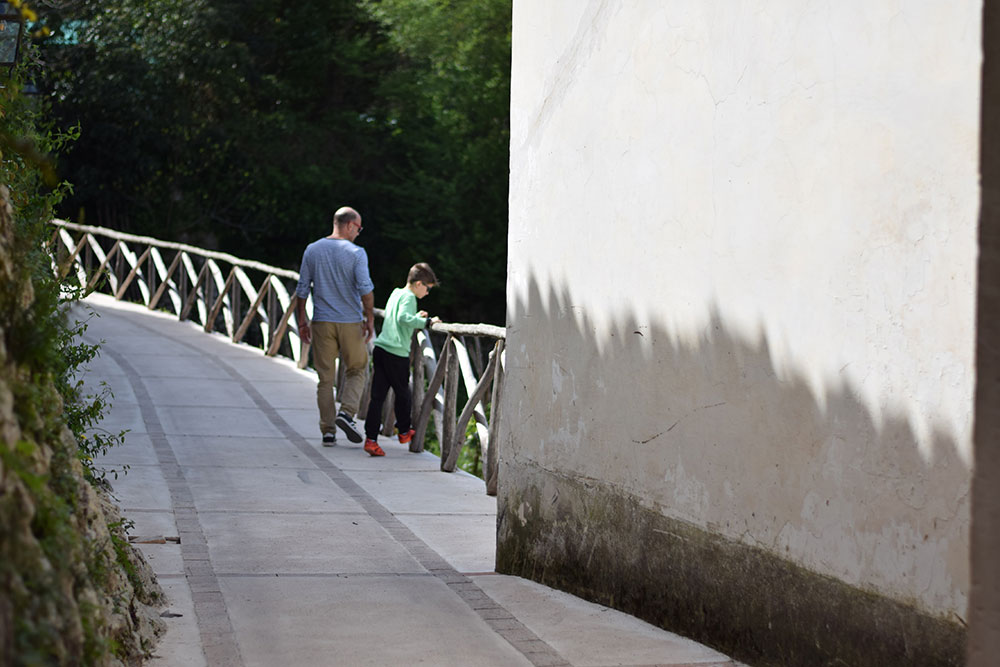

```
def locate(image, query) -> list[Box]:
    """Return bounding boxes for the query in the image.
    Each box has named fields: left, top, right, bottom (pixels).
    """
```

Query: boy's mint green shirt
left=374, top=287, right=428, bottom=358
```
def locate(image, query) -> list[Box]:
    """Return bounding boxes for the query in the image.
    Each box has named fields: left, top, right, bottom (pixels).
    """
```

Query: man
left=295, top=206, right=375, bottom=446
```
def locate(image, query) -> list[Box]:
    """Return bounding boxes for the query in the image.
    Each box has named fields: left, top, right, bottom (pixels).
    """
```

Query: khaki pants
left=311, top=321, right=368, bottom=434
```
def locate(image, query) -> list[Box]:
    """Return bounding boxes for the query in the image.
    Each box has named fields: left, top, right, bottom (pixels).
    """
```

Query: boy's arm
left=396, top=311, right=429, bottom=326
left=416, top=310, right=441, bottom=329
left=395, top=292, right=429, bottom=327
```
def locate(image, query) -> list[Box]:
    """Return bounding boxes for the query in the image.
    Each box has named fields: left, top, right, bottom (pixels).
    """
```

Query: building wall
left=971, top=3, right=1000, bottom=664
left=500, top=2, right=978, bottom=664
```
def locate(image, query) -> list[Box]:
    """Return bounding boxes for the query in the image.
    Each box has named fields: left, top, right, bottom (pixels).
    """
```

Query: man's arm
left=294, top=246, right=313, bottom=344
left=295, top=295, right=311, bottom=345
left=361, top=291, right=375, bottom=342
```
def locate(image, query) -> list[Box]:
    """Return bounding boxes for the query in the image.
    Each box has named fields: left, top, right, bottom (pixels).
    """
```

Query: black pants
left=364, top=346, right=412, bottom=440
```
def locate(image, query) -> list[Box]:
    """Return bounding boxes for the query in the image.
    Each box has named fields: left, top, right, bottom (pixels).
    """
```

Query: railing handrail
left=430, top=322, right=506, bottom=338
left=51, top=220, right=507, bottom=339
left=48, top=219, right=506, bottom=494
left=52, top=219, right=302, bottom=280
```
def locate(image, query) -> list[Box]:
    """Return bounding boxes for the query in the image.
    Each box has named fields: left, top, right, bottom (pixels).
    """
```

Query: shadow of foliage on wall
left=497, top=273, right=967, bottom=667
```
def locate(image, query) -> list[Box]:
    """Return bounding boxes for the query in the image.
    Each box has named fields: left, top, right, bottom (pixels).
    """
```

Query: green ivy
left=422, top=416, right=485, bottom=479
left=1, top=35, right=136, bottom=665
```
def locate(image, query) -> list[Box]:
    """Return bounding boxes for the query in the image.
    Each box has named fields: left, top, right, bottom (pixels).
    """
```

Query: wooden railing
left=49, top=220, right=506, bottom=495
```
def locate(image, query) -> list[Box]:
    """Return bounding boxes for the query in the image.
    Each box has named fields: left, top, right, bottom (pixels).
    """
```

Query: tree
left=361, top=0, right=511, bottom=324
left=43, top=0, right=393, bottom=256
left=41, top=0, right=512, bottom=324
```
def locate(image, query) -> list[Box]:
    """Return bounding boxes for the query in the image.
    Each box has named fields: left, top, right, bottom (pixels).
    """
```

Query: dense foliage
left=40, top=0, right=512, bottom=325
left=1, top=39, right=81, bottom=455
left=1, top=37, right=161, bottom=665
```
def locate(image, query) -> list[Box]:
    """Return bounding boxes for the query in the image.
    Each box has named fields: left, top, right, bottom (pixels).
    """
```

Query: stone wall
left=499, top=3, right=976, bottom=665
left=0, top=184, right=164, bottom=665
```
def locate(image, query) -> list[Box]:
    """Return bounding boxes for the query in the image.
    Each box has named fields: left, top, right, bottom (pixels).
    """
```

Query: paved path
left=79, top=293, right=741, bottom=667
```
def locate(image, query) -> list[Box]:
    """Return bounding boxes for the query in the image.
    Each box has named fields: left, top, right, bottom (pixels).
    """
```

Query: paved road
left=79, top=293, right=741, bottom=667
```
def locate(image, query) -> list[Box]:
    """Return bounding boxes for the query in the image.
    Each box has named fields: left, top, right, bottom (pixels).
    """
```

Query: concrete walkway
left=79, top=293, right=742, bottom=667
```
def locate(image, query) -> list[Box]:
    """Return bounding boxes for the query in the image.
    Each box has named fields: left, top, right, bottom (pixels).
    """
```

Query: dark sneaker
left=364, top=439, right=385, bottom=457
left=336, top=411, right=363, bottom=443
left=398, top=429, right=415, bottom=445
left=322, top=432, right=336, bottom=447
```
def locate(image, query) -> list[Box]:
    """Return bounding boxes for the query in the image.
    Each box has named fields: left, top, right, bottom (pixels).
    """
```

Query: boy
left=363, top=263, right=441, bottom=456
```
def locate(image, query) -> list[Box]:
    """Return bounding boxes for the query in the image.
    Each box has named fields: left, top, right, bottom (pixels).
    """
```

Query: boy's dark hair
left=408, top=262, right=438, bottom=286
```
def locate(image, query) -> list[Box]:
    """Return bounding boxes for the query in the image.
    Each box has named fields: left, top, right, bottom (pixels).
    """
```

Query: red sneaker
left=398, top=429, right=415, bottom=445
left=364, top=439, right=385, bottom=457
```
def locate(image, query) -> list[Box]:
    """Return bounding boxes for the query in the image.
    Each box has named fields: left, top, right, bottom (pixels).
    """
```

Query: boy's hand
left=429, top=316, right=442, bottom=325
left=418, top=310, right=428, bottom=317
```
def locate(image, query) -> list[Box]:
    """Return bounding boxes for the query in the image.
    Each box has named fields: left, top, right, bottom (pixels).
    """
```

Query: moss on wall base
left=496, top=467, right=965, bottom=667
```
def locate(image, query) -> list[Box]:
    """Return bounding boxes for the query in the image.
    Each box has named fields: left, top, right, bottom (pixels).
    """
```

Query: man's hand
left=294, top=295, right=311, bottom=344
left=361, top=291, right=376, bottom=343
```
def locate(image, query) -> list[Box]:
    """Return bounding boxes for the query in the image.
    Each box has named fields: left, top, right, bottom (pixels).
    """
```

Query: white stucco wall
left=506, top=0, right=979, bottom=617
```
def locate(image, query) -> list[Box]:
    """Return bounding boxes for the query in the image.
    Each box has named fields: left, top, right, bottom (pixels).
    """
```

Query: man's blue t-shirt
left=295, top=237, right=374, bottom=323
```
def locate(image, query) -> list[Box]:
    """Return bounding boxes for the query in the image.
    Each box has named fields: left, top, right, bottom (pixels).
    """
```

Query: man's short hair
left=333, top=207, right=359, bottom=227
left=408, top=262, right=438, bottom=286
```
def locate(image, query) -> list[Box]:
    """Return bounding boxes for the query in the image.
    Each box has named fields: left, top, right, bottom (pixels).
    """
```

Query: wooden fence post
left=115, top=246, right=152, bottom=301
left=149, top=251, right=182, bottom=312
left=442, top=342, right=499, bottom=473
left=410, top=333, right=425, bottom=451
left=233, top=278, right=271, bottom=344
left=58, top=234, right=88, bottom=280
left=179, top=261, right=209, bottom=322
left=380, top=388, right=396, bottom=436
left=86, top=240, right=120, bottom=291
left=205, top=266, right=235, bottom=333
left=414, top=334, right=452, bottom=453
left=268, top=295, right=297, bottom=358
left=486, top=339, right=505, bottom=496
left=439, top=337, right=460, bottom=471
